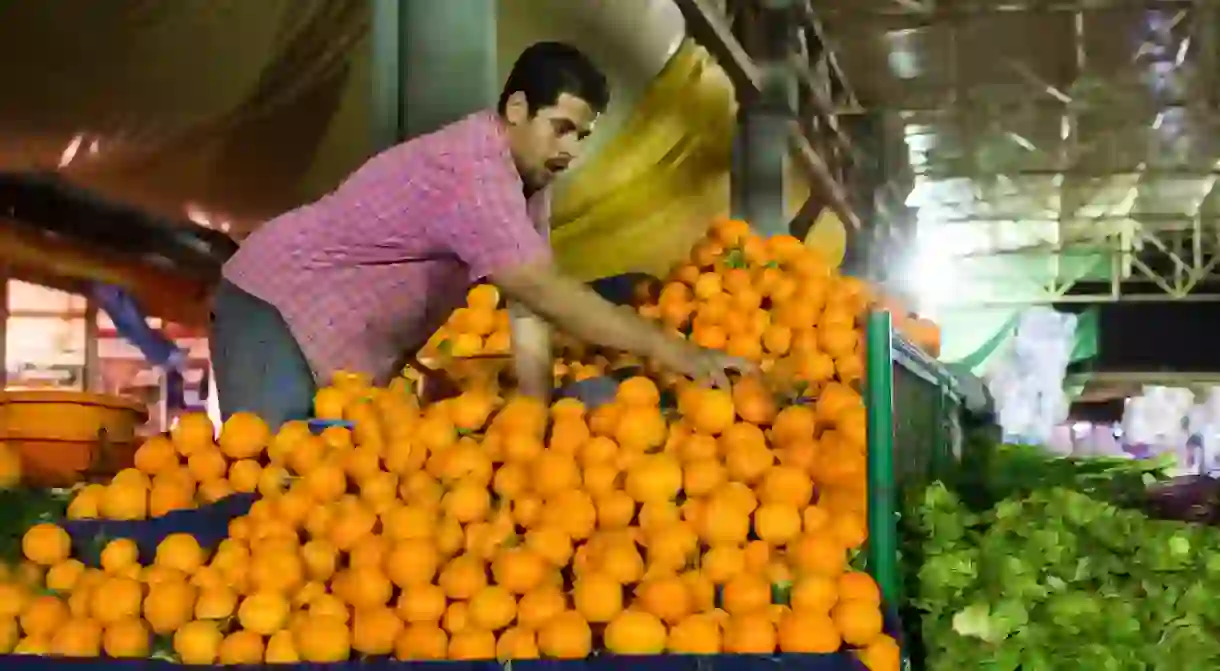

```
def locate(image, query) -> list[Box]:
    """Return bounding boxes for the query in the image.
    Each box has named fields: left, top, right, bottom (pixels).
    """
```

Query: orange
left=173, top=620, right=223, bottom=664
left=352, top=606, right=403, bottom=656
left=21, top=523, right=70, bottom=566
left=572, top=572, right=623, bottom=623
left=449, top=628, right=497, bottom=660
left=604, top=609, right=667, bottom=655
left=133, top=435, right=178, bottom=475
left=777, top=609, right=842, bottom=653
left=616, top=376, right=661, bottom=407
left=45, top=558, right=85, bottom=592
left=236, top=591, right=291, bottom=636
left=266, top=630, right=301, bottom=663
left=90, top=575, right=143, bottom=625
left=218, top=411, right=271, bottom=459
left=491, top=547, right=548, bottom=595
left=20, top=595, right=69, bottom=638
left=721, top=573, right=772, bottom=616
left=49, top=616, right=103, bottom=657
left=537, top=611, right=592, bottom=659
left=722, top=611, right=777, bottom=654
left=791, top=574, right=839, bottom=613
left=195, top=586, right=238, bottom=620
left=754, top=503, right=802, bottom=545
left=667, top=613, right=721, bottom=653
left=218, top=630, right=265, bottom=664
left=155, top=533, right=205, bottom=574
left=771, top=405, right=817, bottom=447
left=395, top=583, right=446, bottom=624
left=171, top=413, right=216, bottom=455
left=395, top=623, right=448, bottom=660
left=790, top=535, right=848, bottom=577
left=634, top=574, right=692, bottom=624
left=856, top=634, right=902, bottom=671
left=186, top=447, right=227, bottom=483
left=468, top=585, right=517, bottom=631
left=684, top=388, right=735, bottom=435
left=144, top=580, right=198, bottom=635
left=758, top=465, right=814, bottom=507
left=624, top=453, right=682, bottom=503
left=294, top=613, right=352, bottom=662
left=517, top=585, right=567, bottom=629
left=149, top=478, right=195, bottom=517
left=438, top=554, right=488, bottom=600
left=386, top=539, right=439, bottom=587
left=838, top=571, right=882, bottom=605
left=832, top=599, right=884, bottom=647
left=102, top=618, right=150, bottom=658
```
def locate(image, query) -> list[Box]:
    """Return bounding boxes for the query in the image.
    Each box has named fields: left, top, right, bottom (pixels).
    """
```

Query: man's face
left=504, top=91, right=598, bottom=190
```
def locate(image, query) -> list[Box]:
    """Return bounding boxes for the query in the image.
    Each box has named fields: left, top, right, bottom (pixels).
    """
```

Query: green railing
left=864, top=310, right=964, bottom=608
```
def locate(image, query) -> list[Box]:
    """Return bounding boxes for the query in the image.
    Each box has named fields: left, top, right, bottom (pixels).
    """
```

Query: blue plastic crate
left=61, top=493, right=256, bottom=566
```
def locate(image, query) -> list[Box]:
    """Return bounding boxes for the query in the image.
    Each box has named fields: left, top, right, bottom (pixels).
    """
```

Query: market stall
left=0, top=1, right=1011, bottom=670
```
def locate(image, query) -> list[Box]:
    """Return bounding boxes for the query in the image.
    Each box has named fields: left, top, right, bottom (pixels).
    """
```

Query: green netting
left=864, top=311, right=965, bottom=628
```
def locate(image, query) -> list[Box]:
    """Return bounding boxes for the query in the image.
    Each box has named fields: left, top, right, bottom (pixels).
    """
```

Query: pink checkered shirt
left=223, top=111, right=552, bottom=384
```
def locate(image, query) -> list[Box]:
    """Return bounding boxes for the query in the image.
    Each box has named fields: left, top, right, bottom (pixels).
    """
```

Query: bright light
left=58, top=134, right=85, bottom=168
left=185, top=203, right=213, bottom=227
left=905, top=224, right=955, bottom=316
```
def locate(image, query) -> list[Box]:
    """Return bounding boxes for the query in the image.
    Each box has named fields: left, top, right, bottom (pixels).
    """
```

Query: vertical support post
left=865, top=310, right=898, bottom=606
left=84, top=297, right=100, bottom=392
left=370, top=0, right=499, bottom=146
left=401, top=0, right=499, bottom=140
left=732, top=0, right=798, bottom=236
left=0, top=275, right=8, bottom=388
left=370, top=0, right=404, bottom=150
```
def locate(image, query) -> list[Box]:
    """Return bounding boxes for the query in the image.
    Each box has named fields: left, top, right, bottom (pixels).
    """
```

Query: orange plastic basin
left=0, top=390, right=148, bottom=486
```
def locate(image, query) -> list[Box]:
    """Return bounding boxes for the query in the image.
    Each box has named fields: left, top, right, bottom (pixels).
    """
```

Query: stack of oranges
left=0, top=218, right=900, bottom=668
left=64, top=412, right=278, bottom=521
left=2, top=366, right=897, bottom=668
left=411, top=217, right=939, bottom=398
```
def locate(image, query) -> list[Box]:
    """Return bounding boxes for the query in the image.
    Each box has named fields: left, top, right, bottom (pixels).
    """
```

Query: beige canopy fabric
left=0, top=0, right=372, bottom=228
left=0, top=0, right=819, bottom=289
left=0, top=0, right=689, bottom=231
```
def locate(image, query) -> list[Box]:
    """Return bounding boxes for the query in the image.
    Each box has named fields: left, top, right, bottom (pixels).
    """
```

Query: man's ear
left=503, top=91, right=530, bottom=126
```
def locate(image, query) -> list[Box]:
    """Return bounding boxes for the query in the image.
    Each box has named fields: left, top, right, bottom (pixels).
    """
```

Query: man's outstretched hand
left=652, top=337, right=757, bottom=389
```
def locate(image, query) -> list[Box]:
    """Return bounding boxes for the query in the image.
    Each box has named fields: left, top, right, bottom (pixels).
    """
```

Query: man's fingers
left=723, top=356, right=757, bottom=374
left=708, top=369, right=731, bottom=389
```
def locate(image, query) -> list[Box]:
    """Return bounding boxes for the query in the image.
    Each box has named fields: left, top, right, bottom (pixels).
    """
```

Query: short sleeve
left=444, top=155, right=552, bottom=282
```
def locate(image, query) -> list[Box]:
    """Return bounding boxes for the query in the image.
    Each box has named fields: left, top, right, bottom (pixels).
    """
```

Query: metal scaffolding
left=674, top=0, right=864, bottom=236
left=812, top=0, right=1220, bottom=305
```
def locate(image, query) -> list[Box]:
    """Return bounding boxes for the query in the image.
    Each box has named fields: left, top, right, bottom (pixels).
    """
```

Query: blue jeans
left=210, top=280, right=316, bottom=430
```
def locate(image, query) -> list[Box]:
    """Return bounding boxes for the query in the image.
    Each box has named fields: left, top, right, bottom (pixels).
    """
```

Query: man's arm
left=439, top=146, right=749, bottom=388
left=491, top=260, right=698, bottom=379
left=508, top=301, right=552, bottom=400
left=508, top=188, right=556, bottom=401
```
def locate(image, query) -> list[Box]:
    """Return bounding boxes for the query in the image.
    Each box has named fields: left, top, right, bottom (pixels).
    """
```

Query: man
left=212, top=42, right=746, bottom=427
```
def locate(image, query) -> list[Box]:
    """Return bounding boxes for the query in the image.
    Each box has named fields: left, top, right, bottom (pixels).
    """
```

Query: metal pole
left=865, top=310, right=898, bottom=605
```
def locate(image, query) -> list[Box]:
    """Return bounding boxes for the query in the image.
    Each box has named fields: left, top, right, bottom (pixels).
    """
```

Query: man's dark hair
left=498, top=42, right=610, bottom=115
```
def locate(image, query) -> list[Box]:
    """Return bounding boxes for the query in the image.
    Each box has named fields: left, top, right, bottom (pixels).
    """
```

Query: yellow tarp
left=551, top=41, right=736, bottom=280
left=550, top=38, right=828, bottom=280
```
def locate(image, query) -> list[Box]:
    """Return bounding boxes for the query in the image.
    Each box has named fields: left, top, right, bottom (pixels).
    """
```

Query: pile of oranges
left=413, top=217, right=939, bottom=397
left=64, top=412, right=278, bottom=521
left=1, top=365, right=896, bottom=667
left=0, top=218, right=902, bottom=667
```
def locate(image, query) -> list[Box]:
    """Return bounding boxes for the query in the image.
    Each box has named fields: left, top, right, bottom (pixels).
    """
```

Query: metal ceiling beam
left=913, top=167, right=1220, bottom=178
left=931, top=213, right=1220, bottom=224
left=815, top=0, right=1197, bottom=18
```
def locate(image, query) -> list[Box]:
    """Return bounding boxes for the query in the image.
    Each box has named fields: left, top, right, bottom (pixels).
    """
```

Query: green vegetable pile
left=905, top=444, right=1220, bottom=670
